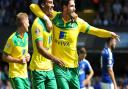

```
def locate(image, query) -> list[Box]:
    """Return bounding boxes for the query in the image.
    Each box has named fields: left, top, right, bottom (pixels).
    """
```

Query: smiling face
left=43, top=0, right=54, bottom=13
left=67, top=0, right=76, bottom=16
left=62, top=0, right=77, bottom=20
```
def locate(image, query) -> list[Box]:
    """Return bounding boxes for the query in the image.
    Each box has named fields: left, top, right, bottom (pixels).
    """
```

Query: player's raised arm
left=30, top=4, right=53, bottom=30
left=78, top=18, right=119, bottom=40
left=88, top=26, right=119, bottom=39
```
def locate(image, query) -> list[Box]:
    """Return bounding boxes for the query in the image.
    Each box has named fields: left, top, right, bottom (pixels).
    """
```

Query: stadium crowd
left=0, top=0, right=128, bottom=26
left=0, top=0, right=128, bottom=89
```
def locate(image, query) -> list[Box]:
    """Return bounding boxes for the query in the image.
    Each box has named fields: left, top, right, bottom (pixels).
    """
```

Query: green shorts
left=9, top=77, right=30, bottom=89
left=53, top=64, right=80, bottom=89
left=30, top=70, right=57, bottom=89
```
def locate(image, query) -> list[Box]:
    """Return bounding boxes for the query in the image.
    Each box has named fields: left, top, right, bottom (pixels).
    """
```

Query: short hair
left=61, top=0, right=70, bottom=7
left=78, top=47, right=87, bottom=55
left=38, top=0, right=47, bottom=8
left=106, top=37, right=114, bottom=44
left=61, top=0, right=74, bottom=10
left=16, top=12, right=28, bottom=27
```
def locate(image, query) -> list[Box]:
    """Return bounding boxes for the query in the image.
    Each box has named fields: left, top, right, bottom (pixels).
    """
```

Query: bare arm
left=29, top=4, right=53, bottom=30
left=86, top=69, right=94, bottom=82
left=108, top=68, right=118, bottom=89
left=83, top=69, right=94, bottom=86
left=2, top=52, right=26, bottom=64
left=36, top=40, right=64, bottom=66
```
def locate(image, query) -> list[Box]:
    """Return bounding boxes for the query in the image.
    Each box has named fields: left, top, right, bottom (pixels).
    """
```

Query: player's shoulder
left=32, top=18, right=44, bottom=30
left=32, top=18, right=40, bottom=26
left=52, top=12, right=62, bottom=20
left=83, top=59, right=90, bottom=64
left=8, top=32, right=17, bottom=40
left=102, top=47, right=110, bottom=56
left=76, top=17, right=89, bottom=25
left=24, top=32, right=28, bottom=38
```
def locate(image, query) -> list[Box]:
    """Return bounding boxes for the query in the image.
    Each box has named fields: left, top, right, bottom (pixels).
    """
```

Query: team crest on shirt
left=5, top=43, right=10, bottom=48
left=35, top=29, right=40, bottom=35
left=79, top=69, right=84, bottom=74
left=59, top=31, right=67, bottom=39
left=108, top=59, right=112, bottom=64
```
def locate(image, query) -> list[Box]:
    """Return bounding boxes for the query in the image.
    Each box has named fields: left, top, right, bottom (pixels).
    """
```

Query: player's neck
left=62, top=11, right=70, bottom=21
left=17, top=27, right=25, bottom=38
left=79, top=57, right=84, bottom=61
left=107, top=45, right=112, bottom=51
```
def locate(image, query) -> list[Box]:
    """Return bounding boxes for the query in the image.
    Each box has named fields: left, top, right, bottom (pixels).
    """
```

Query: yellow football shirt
left=52, top=13, right=112, bottom=68
left=30, top=4, right=112, bottom=68
left=30, top=18, right=53, bottom=71
left=3, top=32, right=28, bottom=78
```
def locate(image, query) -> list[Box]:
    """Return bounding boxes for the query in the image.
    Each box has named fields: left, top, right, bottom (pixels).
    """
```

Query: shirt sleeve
left=78, top=18, right=112, bottom=38
left=3, top=38, right=13, bottom=54
left=29, top=4, right=45, bottom=19
left=103, top=49, right=113, bottom=68
left=32, top=24, right=43, bottom=42
left=106, top=53, right=113, bottom=68
left=29, top=4, right=58, bottom=20
left=88, top=26, right=112, bottom=38
left=78, top=18, right=90, bottom=33
left=85, top=60, right=93, bottom=72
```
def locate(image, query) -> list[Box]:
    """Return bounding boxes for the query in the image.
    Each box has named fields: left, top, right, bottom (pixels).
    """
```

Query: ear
left=63, top=5, right=67, bottom=11
left=41, top=3, right=45, bottom=8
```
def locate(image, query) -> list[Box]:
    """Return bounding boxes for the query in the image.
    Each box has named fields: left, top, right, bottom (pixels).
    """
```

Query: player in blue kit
left=101, top=38, right=118, bottom=89
left=78, top=47, right=94, bottom=89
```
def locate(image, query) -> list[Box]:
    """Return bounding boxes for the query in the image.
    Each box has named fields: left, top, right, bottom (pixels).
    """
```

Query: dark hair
left=78, top=47, right=87, bottom=55
left=61, top=0, right=69, bottom=7
left=38, top=0, right=45, bottom=8
left=60, top=0, right=74, bottom=11
left=106, top=37, right=114, bottom=44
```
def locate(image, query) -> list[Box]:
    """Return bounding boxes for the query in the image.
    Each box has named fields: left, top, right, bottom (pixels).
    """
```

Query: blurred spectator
left=0, top=6, right=6, bottom=25
left=123, top=2, right=128, bottom=24
left=0, top=80, right=6, bottom=89
left=54, top=0, right=61, bottom=11
left=98, top=4, right=105, bottom=21
left=5, top=80, right=12, bottom=89
left=93, top=14, right=102, bottom=25
left=112, top=0, right=122, bottom=24
left=93, top=77, right=102, bottom=89
left=112, top=0, right=122, bottom=15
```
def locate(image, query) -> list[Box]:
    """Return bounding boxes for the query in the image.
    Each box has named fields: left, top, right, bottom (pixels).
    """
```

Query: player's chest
left=53, top=26, right=79, bottom=42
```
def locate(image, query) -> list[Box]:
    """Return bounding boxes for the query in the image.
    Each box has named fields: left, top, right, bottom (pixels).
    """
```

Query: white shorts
left=81, top=88, right=86, bottom=89
left=101, top=82, right=114, bottom=89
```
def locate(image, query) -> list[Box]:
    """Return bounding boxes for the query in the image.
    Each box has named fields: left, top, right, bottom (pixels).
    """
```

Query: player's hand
left=18, top=57, right=27, bottom=64
left=25, top=53, right=31, bottom=62
left=43, top=15, right=53, bottom=31
left=71, top=12, right=78, bottom=21
left=53, top=58, right=65, bottom=67
left=83, top=79, right=89, bottom=86
left=110, top=32, right=120, bottom=41
left=114, top=84, right=118, bottom=89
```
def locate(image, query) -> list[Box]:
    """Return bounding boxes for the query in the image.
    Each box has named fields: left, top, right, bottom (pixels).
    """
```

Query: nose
left=73, top=7, right=76, bottom=11
left=51, top=3, right=54, bottom=7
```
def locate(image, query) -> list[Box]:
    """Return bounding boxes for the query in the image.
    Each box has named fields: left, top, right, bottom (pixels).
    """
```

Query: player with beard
left=101, top=38, right=118, bottom=89
left=30, top=0, right=119, bottom=89
left=30, top=0, right=64, bottom=89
